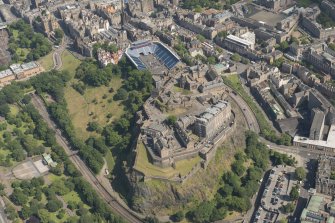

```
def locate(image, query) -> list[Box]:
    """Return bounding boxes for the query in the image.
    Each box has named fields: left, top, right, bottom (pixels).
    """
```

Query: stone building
left=316, top=156, right=335, bottom=195
left=194, top=100, right=231, bottom=138
left=309, top=108, right=325, bottom=140
left=34, top=11, right=59, bottom=37
left=127, top=0, right=154, bottom=16
left=304, top=44, right=335, bottom=78
left=301, top=6, right=335, bottom=39
left=0, top=61, right=44, bottom=85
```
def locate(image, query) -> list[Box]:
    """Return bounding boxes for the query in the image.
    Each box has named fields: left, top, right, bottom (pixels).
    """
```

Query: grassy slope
left=61, top=50, right=124, bottom=177
left=105, top=149, right=115, bottom=171
left=60, top=50, right=81, bottom=76
left=64, top=77, right=124, bottom=140
left=38, top=51, right=54, bottom=71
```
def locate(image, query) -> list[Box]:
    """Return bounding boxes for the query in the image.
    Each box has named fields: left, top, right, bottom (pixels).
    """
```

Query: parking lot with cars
left=254, top=165, right=297, bottom=223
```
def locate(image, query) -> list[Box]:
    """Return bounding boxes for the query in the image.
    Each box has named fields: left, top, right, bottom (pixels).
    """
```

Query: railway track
left=31, top=94, right=142, bottom=223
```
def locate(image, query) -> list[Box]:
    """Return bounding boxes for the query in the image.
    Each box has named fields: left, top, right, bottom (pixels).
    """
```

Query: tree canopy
left=295, top=167, right=306, bottom=181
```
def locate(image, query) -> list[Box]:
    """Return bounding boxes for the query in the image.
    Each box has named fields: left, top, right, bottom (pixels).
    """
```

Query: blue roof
left=125, top=40, right=180, bottom=71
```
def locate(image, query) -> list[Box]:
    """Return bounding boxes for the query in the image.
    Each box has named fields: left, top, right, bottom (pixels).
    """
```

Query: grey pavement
left=0, top=197, right=7, bottom=223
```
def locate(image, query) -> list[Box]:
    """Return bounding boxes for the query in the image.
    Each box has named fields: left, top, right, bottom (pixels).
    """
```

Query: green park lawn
left=47, top=173, right=65, bottom=183
left=61, top=49, right=127, bottom=178
left=38, top=51, right=54, bottom=71
left=60, top=50, right=81, bottom=77
left=105, top=149, right=115, bottom=171
left=134, top=142, right=201, bottom=179
left=9, top=104, right=19, bottom=116
left=64, top=76, right=124, bottom=140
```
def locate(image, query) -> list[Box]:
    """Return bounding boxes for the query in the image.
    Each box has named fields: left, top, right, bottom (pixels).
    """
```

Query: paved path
left=52, top=36, right=69, bottom=70
left=0, top=197, right=7, bottom=223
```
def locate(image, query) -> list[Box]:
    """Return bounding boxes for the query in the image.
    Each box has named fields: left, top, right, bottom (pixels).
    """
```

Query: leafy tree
left=5, top=205, right=18, bottom=220
left=104, top=128, right=122, bottom=148
left=54, top=28, right=64, bottom=39
left=290, top=37, right=299, bottom=44
left=182, top=0, right=223, bottom=10
left=0, top=104, right=10, bottom=117
left=232, top=160, right=246, bottom=176
left=317, top=12, right=335, bottom=28
left=75, top=60, right=113, bottom=86
left=282, top=203, right=295, bottom=213
left=329, top=43, right=335, bottom=51
left=295, top=167, right=306, bottom=181
left=172, top=211, right=184, bottom=222
left=72, top=82, right=86, bottom=95
left=279, top=41, right=289, bottom=51
left=196, top=34, right=206, bottom=42
left=188, top=201, right=215, bottom=223
left=20, top=205, right=32, bottom=219
left=46, top=198, right=62, bottom=212
left=22, top=94, right=31, bottom=104
left=246, top=167, right=263, bottom=182
left=10, top=189, right=29, bottom=205
left=87, top=121, right=99, bottom=132
left=57, top=209, right=65, bottom=219
left=231, top=53, right=241, bottom=62
left=241, top=57, right=250, bottom=65
left=144, top=216, right=160, bottom=223
left=90, top=137, right=108, bottom=155
left=225, top=196, right=251, bottom=212
left=1, top=84, right=24, bottom=104
left=67, top=200, right=78, bottom=210
left=9, top=20, right=52, bottom=61
left=0, top=183, right=5, bottom=196
left=79, top=213, right=96, bottom=223
left=166, top=115, right=177, bottom=126
left=290, top=186, right=299, bottom=201
left=50, top=180, right=70, bottom=196
left=38, top=209, right=50, bottom=223
left=217, top=31, right=228, bottom=38
left=50, top=165, right=63, bottom=176
left=210, top=207, right=227, bottom=222
left=278, top=218, right=288, bottom=223
left=207, top=56, right=217, bottom=64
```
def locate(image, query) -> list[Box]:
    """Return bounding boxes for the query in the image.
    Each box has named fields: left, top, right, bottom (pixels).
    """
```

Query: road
left=52, top=36, right=70, bottom=70
left=0, top=197, right=6, bottom=223
left=228, top=91, right=260, bottom=133
left=30, top=94, right=143, bottom=223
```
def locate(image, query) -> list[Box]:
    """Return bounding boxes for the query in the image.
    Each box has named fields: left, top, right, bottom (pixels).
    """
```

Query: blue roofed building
left=125, top=39, right=180, bottom=74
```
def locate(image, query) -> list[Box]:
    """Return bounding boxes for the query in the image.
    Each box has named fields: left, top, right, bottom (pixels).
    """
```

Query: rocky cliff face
left=128, top=132, right=246, bottom=215
left=127, top=100, right=248, bottom=215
